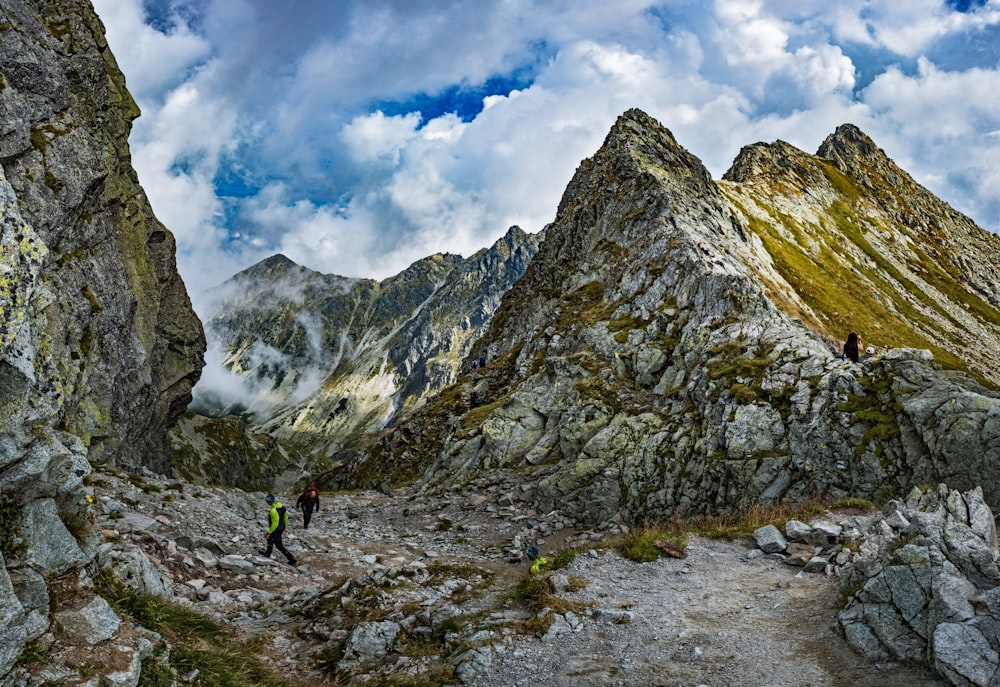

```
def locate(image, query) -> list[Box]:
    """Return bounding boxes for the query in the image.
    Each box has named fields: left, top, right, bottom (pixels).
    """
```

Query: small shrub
left=16, top=640, right=47, bottom=667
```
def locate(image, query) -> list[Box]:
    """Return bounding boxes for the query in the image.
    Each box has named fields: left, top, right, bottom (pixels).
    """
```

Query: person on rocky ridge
left=844, top=332, right=861, bottom=363
left=296, top=484, right=321, bottom=528
left=258, top=493, right=297, bottom=565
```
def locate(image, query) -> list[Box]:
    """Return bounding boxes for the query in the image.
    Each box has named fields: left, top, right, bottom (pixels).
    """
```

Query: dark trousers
left=264, top=527, right=295, bottom=563
left=302, top=504, right=314, bottom=528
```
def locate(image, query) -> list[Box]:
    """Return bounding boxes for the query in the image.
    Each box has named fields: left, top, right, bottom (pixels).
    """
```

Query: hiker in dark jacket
left=258, top=493, right=296, bottom=565
left=296, top=484, right=321, bottom=528
left=844, top=332, right=861, bottom=363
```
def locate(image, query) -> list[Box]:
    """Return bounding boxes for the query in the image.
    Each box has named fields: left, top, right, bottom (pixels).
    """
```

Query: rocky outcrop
left=1, top=0, right=204, bottom=680
left=343, top=109, right=1000, bottom=525
left=196, top=226, right=539, bottom=458
left=839, top=485, right=1000, bottom=686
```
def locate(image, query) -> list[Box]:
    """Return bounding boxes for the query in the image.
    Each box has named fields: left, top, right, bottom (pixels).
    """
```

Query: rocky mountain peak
left=342, top=109, right=1000, bottom=535
left=238, top=252, right=304, bottom=278
left=816, top=122, right=885, bottom=171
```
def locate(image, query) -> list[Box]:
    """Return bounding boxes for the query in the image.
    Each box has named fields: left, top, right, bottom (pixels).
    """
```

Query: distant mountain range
left=190, top=227, right=539, bottom=457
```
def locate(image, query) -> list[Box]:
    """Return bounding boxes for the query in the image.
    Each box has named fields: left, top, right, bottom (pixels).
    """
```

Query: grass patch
left=95, top=572, right=296, bottom=687
left=616, top=526, right=687, bottom=563
left=830, top=497, right=876, bottom=512
left=508, top=570, right=592, bottom=637
left=682, top=500, right=836, bottom=540
left=550, top=546, right=586, bottom=570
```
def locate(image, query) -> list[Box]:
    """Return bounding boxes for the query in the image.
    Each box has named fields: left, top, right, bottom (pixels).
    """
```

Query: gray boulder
left=109, top=545, right=175, bottom=598
left=0, top=557, right=48, bottom=676
left=753, top=524, right=787, bottom=554
left=218, top=555, right=256, bottom=575
left=22, top=498, right=87, bottom=575
left=339, top=621, right=401, bottom=668
left=54, top=596, right=121, bottom=645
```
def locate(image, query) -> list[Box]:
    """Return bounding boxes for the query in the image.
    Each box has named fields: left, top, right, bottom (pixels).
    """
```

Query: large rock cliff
left=0, top=0, right=204, bottom=677
left=341, top=109, right=1000, bottom=525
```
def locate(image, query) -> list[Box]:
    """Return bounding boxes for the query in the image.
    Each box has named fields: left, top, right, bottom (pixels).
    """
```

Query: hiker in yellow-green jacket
left=257, top=493, right=297, bottom=566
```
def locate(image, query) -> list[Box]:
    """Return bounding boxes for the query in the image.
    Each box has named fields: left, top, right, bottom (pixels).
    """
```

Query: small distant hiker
left=844, top=332, right=861, bottom=363
left=296, top=484, right=321, bottom=528
left=258, top=493, right=296, bottom=566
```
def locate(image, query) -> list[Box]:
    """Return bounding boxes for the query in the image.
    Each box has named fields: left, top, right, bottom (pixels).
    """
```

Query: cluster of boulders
left=750, top=516, right=865, bottom=574
left=838, top=485, right=1000, bottom=687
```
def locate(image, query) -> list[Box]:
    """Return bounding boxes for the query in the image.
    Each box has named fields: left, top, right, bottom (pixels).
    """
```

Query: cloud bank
left=92, top=0, right=1000, bottom=308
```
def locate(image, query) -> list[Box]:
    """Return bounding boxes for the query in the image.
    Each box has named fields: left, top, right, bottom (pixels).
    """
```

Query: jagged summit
left=719, top=121, right=1000, bottom=380
left=817, top=123, right=882, bottom=164
left=342, top=108, right=1000, bottom=528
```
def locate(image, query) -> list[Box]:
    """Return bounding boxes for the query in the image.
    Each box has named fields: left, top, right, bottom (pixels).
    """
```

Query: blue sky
left=91, top=0, right=1000, bottom=308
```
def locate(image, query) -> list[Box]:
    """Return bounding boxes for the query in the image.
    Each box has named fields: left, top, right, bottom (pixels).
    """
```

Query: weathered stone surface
left=454, top=646, right=493, bottom=684
left=22, top=498, right=86, bottom=574
left=54, top=596, right=121, bottom=645
left=0, top=555, right=48, bottom=676
left=754, top=524, right=787, bottom=554
left=339, top=621, right=401, bottom=668
left=932, top=624, right=997, bottom=687
left=839, top=485, right=1000, bottom=685
left=109, top=545, right=175, bottom=598
left=0, top=0, right=204, bottom=676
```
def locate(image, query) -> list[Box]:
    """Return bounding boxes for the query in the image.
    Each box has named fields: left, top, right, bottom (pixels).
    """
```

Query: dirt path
left=92, top=475, right=947, bottom=687
left=468, top=537, right=945, bottom=687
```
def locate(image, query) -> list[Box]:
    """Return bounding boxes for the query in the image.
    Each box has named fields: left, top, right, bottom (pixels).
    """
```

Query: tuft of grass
left=830, top=497, right=876, bottom=512
left=95, top=572, right=294, bottom=687
left=616, top=526, right=687, bottom=563
left=138, top=652, right=174, bottom=687
left=550, top=546, right=586, bottom=570
left=16, top=640, right=48, bottom=667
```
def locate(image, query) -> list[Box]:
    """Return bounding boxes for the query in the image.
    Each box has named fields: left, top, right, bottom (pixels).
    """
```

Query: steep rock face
left=197, top=226, right=539, bottom=457
left=0, top=0, right=204, bottom=676
left=342, top=109, right=1000, bottom=524
left=0, top=0, right=205, bottom=474
left=839, top=485, right=1000, bottom=687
